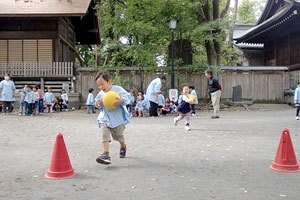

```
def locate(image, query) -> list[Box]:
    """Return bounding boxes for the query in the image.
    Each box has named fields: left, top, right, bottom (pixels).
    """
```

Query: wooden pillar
left=71, top=77, right=74, bottom=92
left=40, top=77, right=45, bottom=93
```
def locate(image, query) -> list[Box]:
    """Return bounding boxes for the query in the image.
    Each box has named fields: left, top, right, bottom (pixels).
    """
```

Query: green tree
left=237, top=0, right=267, bottom=24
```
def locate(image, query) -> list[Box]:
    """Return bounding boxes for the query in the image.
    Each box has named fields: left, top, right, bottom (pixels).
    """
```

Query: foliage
left=75, top=0, right=267, bottom=90
left=237, top=0, right=267, bottom=24
left=75, top=45, right=96, bottom=66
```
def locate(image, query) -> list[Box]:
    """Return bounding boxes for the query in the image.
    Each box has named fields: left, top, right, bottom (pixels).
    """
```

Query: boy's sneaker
left=19, top=113, right=22, bottom=116
left=173, top=118, right=178, bottom=126
left=96, top=154, right=111, bottom=165
left=192, top=113, right=195, bottom=116
left=120, top=148, right=127, bottom=158
left=296, top=116, right=299, bottom=120
left=185, top=123, right=191, bottom=131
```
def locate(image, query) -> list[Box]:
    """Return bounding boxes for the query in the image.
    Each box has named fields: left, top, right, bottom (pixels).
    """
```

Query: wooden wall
left=75, top=69, right=289, bottom=103
left=57, top=17, right=76, bottom=63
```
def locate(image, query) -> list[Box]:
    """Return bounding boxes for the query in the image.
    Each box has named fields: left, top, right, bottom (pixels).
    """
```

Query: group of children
left=124, top=86, right=197, bottom=118
left=17, top=86, right=68, bottom=116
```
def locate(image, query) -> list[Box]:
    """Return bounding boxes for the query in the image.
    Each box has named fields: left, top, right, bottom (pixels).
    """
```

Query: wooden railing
left=0, top=62, right=73, bottom=77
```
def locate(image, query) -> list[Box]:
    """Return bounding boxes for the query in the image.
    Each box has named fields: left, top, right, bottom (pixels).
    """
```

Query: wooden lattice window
left=0, top=40, right=8, bottom=62
left=8, top=40, right=22, bottom=61
left=38, top=39, right=53, bottom=62
left=23, top=40, right=38, bottom=61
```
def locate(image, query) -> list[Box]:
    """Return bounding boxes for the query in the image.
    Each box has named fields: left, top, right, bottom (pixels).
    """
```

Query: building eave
left=235, top=4, right=297, bottom=43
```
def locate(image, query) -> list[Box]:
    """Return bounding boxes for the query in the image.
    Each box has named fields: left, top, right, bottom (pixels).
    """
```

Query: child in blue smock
left=44, top=87, right=55, bottom=113
left=94, top=71, right=131, bottom=165
left=189, top=85, right=198, bottom=116
left=19, top=87, right=26, bottom=116
left=24, top=85, right=34, bottom=116
left=135, top=93, right=147, bottom=117
left=86, top=88, right=96, bottom=114
left=294, top=82, right=300, bottom=120
left=157, top=93, right=165, bottom=116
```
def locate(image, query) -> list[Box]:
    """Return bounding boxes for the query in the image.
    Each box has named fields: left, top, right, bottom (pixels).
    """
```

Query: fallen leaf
left=84, top=170, right=88, bottom=173
left=280, top=194, right=287, bottom=198
left=149, top=187, right=154, bottom=191
left=80, top=186, right=86, bottom=191
left=32, top=175, right=39, bottom=178
left=131, top=185, right=136, bottom=189
left=192, top=187, right=197, bottom=190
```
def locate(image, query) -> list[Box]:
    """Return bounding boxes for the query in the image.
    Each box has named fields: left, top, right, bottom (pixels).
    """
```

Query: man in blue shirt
left=146, top=75, right=167, bottom=117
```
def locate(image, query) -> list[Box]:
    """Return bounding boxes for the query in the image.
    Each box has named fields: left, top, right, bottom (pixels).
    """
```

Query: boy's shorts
left=100, top=124, right=125, bottom=143
left=34, top=101, right=39, bottom=108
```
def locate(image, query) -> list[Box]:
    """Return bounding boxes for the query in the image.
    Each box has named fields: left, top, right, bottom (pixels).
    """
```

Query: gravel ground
left=1, top=104, right=300, bottom=200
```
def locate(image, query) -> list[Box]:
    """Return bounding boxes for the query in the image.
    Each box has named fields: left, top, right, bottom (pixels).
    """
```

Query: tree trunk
left=229, top=0, right=239, bottom=48
left=205, top=40, right=217, bottom=66
left=213, top=39, right=221, bottom=66
left=213, top=0, right=219, bottom=20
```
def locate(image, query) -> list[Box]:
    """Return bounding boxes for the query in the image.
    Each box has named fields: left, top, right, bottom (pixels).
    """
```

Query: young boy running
left=94, top=71, right=131, bottom=165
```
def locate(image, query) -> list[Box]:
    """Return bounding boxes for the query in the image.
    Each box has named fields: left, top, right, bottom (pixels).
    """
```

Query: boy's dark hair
left=27, top=85, right=33, bottom=89
left=160, top=75, right=167, bottom=80
left=181, top=83, right=189, bottom=90
left=34, top=84, right=40, bottom=89
left=189, top=85, right=194, bottom=90
left=205, top=69, right=213, bottom=75
left=138, top=94, right=144, bottom=100
left=95, top=70, right=111, bottom=82
left=89, top=88, right=94, bottom=93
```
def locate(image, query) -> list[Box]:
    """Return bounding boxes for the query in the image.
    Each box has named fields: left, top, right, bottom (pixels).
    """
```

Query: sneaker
left=120, top=148, right=127, bottom=158
left=96, top=154, right=111, bottom=165
left=19, top=113, right=22, bottom=116
left=192, top=113, right=195, bottom=116
left=211, top=116, right=220, bottom=119
left=173, top=118, right=178, bottom=126
left=185, top=125, right=191, bottom=131
left=296, top=116, right=299, bottom=120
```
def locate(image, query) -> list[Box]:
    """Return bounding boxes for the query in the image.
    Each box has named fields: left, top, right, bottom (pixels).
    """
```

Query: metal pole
left=171, top=29, right=175, bottom=89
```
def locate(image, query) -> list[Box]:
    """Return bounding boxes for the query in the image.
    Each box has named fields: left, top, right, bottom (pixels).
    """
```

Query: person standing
left=146, top=75, right=167, bottom=117
left=86, top=88, right=96, bottom=114
left=36, top=85, right=44, bottom=114
left=61, top=89, right=68, bottom=110
left=205, top=70, right=222, bottom=119
left=0, top=73, right=16, bottom=114
left=189, top=85, right=198, bottom=116
left=294, top=82, right=300, bottom=120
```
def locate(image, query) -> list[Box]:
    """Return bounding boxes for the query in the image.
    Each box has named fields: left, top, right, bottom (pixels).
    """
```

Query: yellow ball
left=188, top=95, right=197, bottom=105
left=103, top=91, right=120, bottom=109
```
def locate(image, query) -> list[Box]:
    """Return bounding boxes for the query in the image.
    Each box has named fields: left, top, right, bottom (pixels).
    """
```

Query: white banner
left=169, top=89, right=178, bottom=102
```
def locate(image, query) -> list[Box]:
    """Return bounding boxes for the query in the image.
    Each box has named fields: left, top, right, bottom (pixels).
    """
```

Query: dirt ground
left=1, top=104, right=300, bottom=200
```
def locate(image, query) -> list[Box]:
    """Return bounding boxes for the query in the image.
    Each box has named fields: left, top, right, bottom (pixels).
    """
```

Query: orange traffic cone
left=270, top=128, right=300, bottom=172
left=45, top=133, right=77, bottom=179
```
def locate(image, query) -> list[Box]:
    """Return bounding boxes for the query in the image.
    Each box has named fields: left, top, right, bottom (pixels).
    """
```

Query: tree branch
left=213, top=0, right=220, bottom=20
left=203, top=0, right=211, bottom=21
left=220, top=0, right=231, bottom=18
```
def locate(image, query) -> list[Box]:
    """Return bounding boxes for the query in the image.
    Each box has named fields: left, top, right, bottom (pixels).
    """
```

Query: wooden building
left=235, top=0, right=300, bottom=87
left=0, top=0, right=100, bottom=92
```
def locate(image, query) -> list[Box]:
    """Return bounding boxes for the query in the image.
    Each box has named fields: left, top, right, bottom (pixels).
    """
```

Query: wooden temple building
left=235, top=0, right=300, bottom=87
left=0, top=0, right=100, bottom=93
